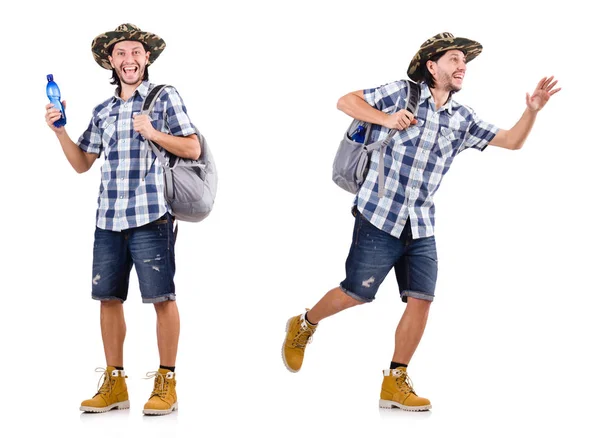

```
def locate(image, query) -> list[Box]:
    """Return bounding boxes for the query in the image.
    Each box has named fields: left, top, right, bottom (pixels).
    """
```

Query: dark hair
left=107, top=41, right=150, bottom=97
left=420, top=51, right=446, bottom=89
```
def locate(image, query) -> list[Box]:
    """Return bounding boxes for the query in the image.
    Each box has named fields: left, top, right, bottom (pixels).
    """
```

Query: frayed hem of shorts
left=142, top=294, right=176, bottom=304
left=400, top=290, right=434, bottom=303
left=339, top=283, right=373, bottom=303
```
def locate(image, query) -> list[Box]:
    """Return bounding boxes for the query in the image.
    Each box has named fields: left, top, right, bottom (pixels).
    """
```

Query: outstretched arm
left=490, top=76, right=561, bottom=150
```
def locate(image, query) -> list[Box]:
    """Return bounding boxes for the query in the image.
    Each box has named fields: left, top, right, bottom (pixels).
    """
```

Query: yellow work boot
left=143, top=369, right=178, bottom=415
left=80, top=366, right=130, bottom=413
left=282, top=311, right=317, bottom=372
left=379, top=367, right=431, bottom=411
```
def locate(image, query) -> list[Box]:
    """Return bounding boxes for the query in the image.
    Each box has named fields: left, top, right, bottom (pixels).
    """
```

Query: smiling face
left=108, top=40, right=150, bottom=87
left=427, top=49, right=467, bottom=92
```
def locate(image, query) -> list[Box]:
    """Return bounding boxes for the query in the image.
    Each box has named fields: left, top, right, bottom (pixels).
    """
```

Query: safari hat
left=91, top=23, right=166, bottom=70
left=407, top=32, right=482, bottom=82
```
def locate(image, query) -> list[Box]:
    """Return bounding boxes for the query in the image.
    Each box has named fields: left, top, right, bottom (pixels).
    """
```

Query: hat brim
left=407, top=37, right=482, bottom=82
left=91, top=30, right=166, bottom=70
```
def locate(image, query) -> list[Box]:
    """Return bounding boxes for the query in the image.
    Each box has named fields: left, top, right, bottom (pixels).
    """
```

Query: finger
left=62, top=100, right=67, bottom=109
left=544, top=75, right=554, bottom=86
left=547, top=80, right=558, bottom=90
left=410, top=119, right=418, bottom=125
left=548, top=88, right=561, bottom=96
left=526, top=92, right=531, bottom=105
left=535, top=77, right=546, bottom=90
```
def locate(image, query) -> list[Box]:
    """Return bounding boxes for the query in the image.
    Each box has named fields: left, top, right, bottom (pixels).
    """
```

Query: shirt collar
left=112, top=80, right=151, bottom=101
left=420, top=83, right=455, bottom=115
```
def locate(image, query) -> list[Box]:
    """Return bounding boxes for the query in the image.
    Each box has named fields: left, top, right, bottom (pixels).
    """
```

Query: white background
left=1, top=0, right=598, bottom=437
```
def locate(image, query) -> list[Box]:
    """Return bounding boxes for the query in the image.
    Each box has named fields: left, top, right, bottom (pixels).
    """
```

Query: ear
left=426, top=60, right=436, bottom=75
left=108, top=56, right=115, bottom=69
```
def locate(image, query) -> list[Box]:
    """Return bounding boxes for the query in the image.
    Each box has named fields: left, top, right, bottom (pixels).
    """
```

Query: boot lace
left=291, top=318, right=316, bottom=349
left=145, top=371, right=172, bottom=399
left=94, top=367, right=115, bottom=396
left=392, top=368, right=416, bottom=395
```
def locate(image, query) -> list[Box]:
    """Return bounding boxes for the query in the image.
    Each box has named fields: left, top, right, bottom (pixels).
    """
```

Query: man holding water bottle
left=45, top=23, right=200, bottom=416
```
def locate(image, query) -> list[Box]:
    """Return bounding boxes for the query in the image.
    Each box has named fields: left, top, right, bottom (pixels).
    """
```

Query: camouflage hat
left=91, top=23, right=166, bottom=70
left=407, top=32, right=482, bottom=82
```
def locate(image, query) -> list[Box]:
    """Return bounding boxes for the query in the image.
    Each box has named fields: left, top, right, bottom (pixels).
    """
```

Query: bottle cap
left=47, top=74, right=54, bottom=81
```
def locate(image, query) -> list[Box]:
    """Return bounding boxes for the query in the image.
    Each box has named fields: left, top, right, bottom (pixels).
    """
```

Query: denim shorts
left=91, top=214, right=176, bottom=303
left=340, top=212, right=438, bottom=303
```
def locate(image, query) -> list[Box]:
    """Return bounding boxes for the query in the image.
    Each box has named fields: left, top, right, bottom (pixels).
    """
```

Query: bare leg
left=392, top=297, right=431, bottom=364
left=306, top=286, right=364, bottom=324
left=154, top=300, right=180, bottom=367
left=100, top=301, right=126, bottom=367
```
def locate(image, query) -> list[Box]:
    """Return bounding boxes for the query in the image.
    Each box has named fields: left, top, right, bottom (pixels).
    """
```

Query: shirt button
left=120, top=195, right=123, bottom=199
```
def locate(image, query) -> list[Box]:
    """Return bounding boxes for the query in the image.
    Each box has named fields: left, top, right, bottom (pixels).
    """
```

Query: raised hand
left=526, top=76, right=561, bottom=112
left=45, top=100, right=67, bottom=134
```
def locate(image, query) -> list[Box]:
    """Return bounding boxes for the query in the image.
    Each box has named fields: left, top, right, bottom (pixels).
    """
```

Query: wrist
left=525, top=106, right=539, bottom=117
left=149, top=128, right=160, bottom=142
left=380, top=113, right=392, bottom=129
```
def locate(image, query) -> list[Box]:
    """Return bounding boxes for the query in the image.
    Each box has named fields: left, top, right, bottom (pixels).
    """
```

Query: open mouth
left=122, top=65, right=139, bottom=76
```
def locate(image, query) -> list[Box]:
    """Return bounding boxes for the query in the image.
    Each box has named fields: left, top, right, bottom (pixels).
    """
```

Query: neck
left=429, top=86, right=451, bottom=111
left=120, top=80, right=142, bottom=101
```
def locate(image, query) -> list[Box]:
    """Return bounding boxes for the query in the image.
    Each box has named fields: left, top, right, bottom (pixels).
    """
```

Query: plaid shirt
left=356, top=80, right=499, bottom=239
left=78, top=81, right=196, bottom=231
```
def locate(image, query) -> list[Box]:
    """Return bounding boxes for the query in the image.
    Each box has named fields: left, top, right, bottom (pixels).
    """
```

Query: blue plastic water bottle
left=350, top=125, right=366, bottom=143
left=46, top=74, right=66, bottom=127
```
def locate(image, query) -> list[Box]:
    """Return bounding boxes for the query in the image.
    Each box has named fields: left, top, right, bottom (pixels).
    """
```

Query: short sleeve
left=77, top=110, right=103, bottom=155
left=463, top=110, right=499, bottom=152
left=163, top=87, right=196, bottom=137
left=363, top=81, right=407, bottom=114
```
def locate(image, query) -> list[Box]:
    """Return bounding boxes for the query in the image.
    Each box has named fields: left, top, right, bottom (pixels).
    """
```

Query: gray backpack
left=332, top=80, right=420, bottom=197
left=142, top=85, right=217, bottom=222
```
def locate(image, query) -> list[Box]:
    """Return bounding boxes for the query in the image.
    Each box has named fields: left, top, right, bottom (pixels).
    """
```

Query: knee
left=100, top=299, right=123, bottom=309
left=406, top=297, right=432, bottom=313
left=154, top=299, right=176, bottom=312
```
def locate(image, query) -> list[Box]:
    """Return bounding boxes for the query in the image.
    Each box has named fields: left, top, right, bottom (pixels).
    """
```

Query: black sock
left=160, top=365, right=175, bottom=372
left=113, top=366, right=124, bottom=370
left=390, top=362, right=408, bottom=369
left=304, top=312, right=317, bottom=325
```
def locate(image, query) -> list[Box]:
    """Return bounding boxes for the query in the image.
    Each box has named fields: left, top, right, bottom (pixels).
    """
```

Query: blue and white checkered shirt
left=78, top=81, right=196, bottom=231
left=356, top=80, right=499, bottom=239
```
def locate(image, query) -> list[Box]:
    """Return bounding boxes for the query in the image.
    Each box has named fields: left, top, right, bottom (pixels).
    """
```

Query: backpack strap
left=375, top=80, right=421, bottom=197
left=141, top=84, right=170, bottom=114
left=141, top=84, right=175, bottom=199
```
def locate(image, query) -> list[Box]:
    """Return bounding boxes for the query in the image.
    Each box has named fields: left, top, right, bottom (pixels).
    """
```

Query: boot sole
left=80, top=400, right=130, bottom=413
left=281, top=317, right=299, bottom=373
left=143, top=401, right=178, bottom=416
left=379, top=399, right=431, bottom=411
